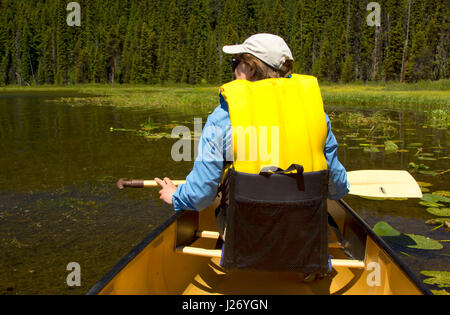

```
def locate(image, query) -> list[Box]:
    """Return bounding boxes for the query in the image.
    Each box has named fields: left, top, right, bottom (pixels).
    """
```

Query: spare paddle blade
left=347, top=170, right=423, bottom=198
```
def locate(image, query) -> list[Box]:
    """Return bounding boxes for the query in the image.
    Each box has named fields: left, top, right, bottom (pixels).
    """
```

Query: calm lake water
left=0, top=91, right=448, bottom=294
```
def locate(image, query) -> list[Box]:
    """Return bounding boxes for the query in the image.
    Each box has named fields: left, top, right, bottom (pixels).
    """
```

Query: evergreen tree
left=383, top=0, right=406, bottom=81
left=316, top=35, right=332, bottom=81
left=384, top=21, right=404, bottom=81
left=205, top=30, right=221, bottom=84
left=55, top=0, right=74, bottom=85
left=74, top=38, right=90, bottom=83
left=405, top=30, right=432, bottom=82
left=341, top=54, right=354, bottom=83
left=138, top=22, right=157, bottom=84
left=0, top=0, right=447, bottom=85
left=20, top=23, right=33, bottom=85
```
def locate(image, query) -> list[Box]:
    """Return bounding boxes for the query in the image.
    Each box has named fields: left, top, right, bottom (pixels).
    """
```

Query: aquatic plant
left=433, top=191, right=450, bottom=198
left=140, top=117, right=158, bottom=131
left=335, top=111, right=398, bottom=140
left=373, top=221, right=443, bottom=250
left=110, top=117, right=191, bottom=140
left=421, top=271, right=450, bottom=289
left=422, top=193, right=450, bottom=203
left=3, top=81, right=447, bottom=109
left=320, top=84, right=450, bottom=108
left=408, top=162, right=430, bottom=172
left=423, top=109, right=450, bottom=129
left=384, top=140, right=399, bottom=153
left=426, top=218, right=450, bottom=227
left=425, top=207, right=450, bottom=217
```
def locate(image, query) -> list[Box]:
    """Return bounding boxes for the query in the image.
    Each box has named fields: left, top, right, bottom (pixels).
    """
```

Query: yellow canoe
left=87, top=199, right=430, bottom=295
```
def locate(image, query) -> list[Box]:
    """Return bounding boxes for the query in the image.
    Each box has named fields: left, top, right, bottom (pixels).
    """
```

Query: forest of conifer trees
left=0, top=0, right=448, bottom=86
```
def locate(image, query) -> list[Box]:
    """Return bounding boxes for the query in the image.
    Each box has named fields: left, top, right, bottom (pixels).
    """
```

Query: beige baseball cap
left=222, top=33, right=294, bottom=70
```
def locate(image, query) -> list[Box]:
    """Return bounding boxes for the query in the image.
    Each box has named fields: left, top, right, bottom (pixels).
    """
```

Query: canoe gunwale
left=336, top=199, right=431, bottom=295
left=86, top=200, right=432, bottom=295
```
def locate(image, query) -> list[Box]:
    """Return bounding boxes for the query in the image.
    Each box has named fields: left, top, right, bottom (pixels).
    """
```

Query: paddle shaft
left=117, top=178, right=185, bottom=189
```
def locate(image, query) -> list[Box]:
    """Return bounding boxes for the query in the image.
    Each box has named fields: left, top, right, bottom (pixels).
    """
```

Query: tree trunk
left=400, top=0, right=412, bottom=82
left=371, top=26, right=381, bottom=80
left=345, top=0, right=351, bottom=57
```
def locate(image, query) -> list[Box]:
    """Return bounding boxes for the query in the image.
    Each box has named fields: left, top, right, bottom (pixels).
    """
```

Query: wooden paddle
left=346, top=170, right=422, bottom=198
left=117, top=170, right=423, bottom=199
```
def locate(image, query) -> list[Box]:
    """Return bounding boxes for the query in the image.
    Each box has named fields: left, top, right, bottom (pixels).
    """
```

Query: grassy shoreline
left=1, top=79, right=449, bottom=109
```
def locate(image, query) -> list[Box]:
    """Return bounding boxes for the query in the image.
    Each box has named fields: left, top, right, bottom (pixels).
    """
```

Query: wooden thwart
left=176, top=246, right=222, bottom=258
left=176, top=245, right=366, bottom=269
left=196, top=230, right=221, bottom=239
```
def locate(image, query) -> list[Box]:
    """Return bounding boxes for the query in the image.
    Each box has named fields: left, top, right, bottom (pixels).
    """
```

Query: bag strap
left=327, top=213, right=355, bottom=260
left=259, top=164, right=305, bottom=191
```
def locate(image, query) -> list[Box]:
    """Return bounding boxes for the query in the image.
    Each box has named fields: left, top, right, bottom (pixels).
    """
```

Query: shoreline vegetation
left=1, top=79, right=449, bottom=109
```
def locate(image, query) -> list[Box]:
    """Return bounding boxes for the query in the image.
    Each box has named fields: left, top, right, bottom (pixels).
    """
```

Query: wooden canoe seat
left=177, top=231, right=366, bottom=269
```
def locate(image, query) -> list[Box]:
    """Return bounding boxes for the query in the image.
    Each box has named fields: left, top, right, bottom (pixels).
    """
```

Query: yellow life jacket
left=219, top=74, right=328, bottom=174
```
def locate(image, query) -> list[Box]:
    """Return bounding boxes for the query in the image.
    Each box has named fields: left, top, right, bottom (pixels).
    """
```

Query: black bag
left=219, top=164, right=330, bottom=275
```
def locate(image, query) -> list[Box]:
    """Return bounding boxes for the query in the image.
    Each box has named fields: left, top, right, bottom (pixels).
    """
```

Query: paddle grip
left=117, top=179, right=144, bottom=190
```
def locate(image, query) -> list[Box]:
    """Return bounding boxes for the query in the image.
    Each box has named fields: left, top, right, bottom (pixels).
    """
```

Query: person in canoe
left=155, top=33, right=349, bottom=247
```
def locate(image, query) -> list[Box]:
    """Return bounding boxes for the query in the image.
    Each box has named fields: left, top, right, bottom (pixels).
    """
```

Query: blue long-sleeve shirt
left=172, top=95, right=349, bottom=211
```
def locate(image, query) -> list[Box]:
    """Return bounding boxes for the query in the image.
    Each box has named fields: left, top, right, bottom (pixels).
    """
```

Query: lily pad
left=142, top=132, right=172, bottom=139
left=373, top=221, right=443, bottom=250
left=433, top=191, right=450, bottom=198
left=422, top=193, right=450, bottom=203
left=426, top=218, right=450, bottom=226
left=373, top=221, right=400, bottom=237
left=417, top=181, right=433, bottom=187
left=112, top=128, right=138, bottom=132
left=363, top=146, right=380, bottom=153
left=419, top=201, right=443, bottom=207
left=359, top=196, right=407, bottom=201
left=431, top=289, right=450, bottom=295
left=385, top=140, right=399, bottom=152
left=418, top=170, right=439, bottom=176
left=418, top=156, right=437, bottom=161
left=409, top=162, right=429, bottom=170
left=426, top=208, right=450, bottom=217
left=403, top=234, right=443, bottom=250
left=421, top=271, right=450, bottom=288
left=359, top=196, right=388, bottom=201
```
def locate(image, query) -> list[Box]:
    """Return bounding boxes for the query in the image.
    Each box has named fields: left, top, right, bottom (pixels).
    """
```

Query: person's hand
left=154, top=177, right=177, bottom=205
